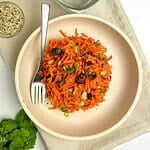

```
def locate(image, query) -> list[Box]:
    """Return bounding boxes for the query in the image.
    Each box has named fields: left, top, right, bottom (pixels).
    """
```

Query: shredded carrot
left=40, top=30, right=112, bottom=113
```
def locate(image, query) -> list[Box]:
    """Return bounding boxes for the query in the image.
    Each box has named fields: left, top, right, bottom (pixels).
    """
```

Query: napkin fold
left=0, top=0, right=150, bottom=150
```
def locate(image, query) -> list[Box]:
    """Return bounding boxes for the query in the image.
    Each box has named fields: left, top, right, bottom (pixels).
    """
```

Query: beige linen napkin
left=0, top=0, right=150, bottom=150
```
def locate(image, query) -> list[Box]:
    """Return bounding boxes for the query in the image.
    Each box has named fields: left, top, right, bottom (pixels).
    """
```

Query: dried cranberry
left=88, top=72, right=97, bottom=80
left=75, top=73, right=86, bottom=84
left=110, top=75, right=112, bottom=80
left=101, top=76, right=105, bottom=80
left=51, top=77, right=55, bottom=82
left=87, top=93, right=92, bottom=100
left=86, top=61, right=93, bottom=66
left=101, top=64, right=104, bottom=68
left=46, top=74, right=51, bottom=79
left=87, top=51, right=93, bottom=55
left=56, top=81, right=60, bottom=87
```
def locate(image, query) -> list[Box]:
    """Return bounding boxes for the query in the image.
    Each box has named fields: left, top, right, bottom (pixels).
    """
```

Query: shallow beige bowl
left=15, top=14, right=142, bottom=141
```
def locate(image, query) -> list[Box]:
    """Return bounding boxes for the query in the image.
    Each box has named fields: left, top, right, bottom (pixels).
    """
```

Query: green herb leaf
left=0, top=109, right=37, bottom=150
left=98, top=53, right=105, bottom=60
left=16, top=110, right=36, bottom=129
left=61, top=107, right=68, bottom=113
left=83, top=70, right=89, bottom=76
left=0, top=119, right=18, bottom=136
left=7, top=128, right=30, bottom=141
left=24, top=128, right=37, bottom=149
left=60, top=78, right=65, bottom=86
left=9, top=136, right=24, bottom=150
left=51, top=48, right=63, bottom=55
left=15, top=110, right=28, bottom=123
left=63, top=64, right=76, bottom=74
left=56, top=77, right=65, bottom=87
left=61, top=107, right=70, bottom=117
left=0, top=135, right=7, bottom=148
left=64, top=112, right=69, bottom=117
left=1, top=147, right=8, bottom=150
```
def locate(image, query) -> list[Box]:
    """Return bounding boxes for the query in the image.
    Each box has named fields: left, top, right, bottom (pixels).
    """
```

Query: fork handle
left=41, top=3, right=50, bottom=56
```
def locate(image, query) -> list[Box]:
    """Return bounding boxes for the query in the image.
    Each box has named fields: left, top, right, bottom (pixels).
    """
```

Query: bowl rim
left=15, top=14, right=142, bottom=141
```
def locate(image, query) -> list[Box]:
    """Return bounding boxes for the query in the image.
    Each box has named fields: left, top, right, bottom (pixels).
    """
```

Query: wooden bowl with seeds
left=0, top=1, right=24, bottom=38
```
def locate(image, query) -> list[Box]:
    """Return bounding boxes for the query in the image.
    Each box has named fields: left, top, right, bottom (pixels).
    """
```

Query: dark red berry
left=75, top=73, right=86, bottom=84
left=88, top=72, right=97, bottom=80
left=87, top=93, right=92, bottom=100
left=87, top=51, right=93, bottom=55
left=86, top=61, right=93, bottom=66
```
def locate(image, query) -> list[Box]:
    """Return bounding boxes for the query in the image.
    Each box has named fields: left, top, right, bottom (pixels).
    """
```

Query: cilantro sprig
left=0, top=109, right=37, bottom=150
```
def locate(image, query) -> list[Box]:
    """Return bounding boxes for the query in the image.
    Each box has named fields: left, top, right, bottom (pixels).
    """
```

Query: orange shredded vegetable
left=40, top=30, right=112, bottom=113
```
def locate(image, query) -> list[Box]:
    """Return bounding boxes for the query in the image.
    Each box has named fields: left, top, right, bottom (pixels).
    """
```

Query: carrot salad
left=39, top=30, right=112, bottom=115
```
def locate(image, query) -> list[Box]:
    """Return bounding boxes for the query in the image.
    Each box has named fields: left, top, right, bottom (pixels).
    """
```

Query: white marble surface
left=0, top=56, right=46, bottom=149
left=116, top=0, right=150, bottom=149
left=0, top=0, right=150, bottom=150
left=122, top=0, right=150, bottom=65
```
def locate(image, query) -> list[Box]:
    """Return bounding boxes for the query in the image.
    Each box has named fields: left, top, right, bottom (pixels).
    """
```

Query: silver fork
left=31, top=3, right=50, bottom=104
